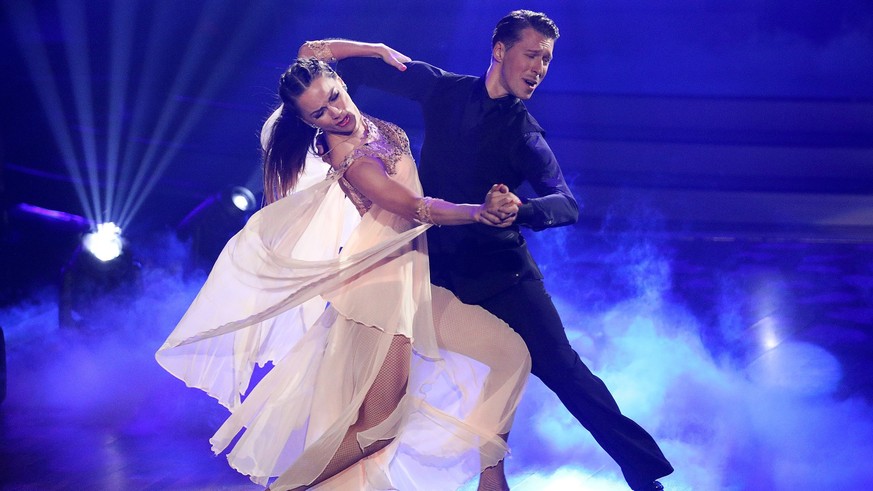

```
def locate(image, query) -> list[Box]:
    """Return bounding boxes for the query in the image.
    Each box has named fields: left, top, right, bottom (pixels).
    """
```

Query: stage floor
left=2, top=232, right=872, bottom=490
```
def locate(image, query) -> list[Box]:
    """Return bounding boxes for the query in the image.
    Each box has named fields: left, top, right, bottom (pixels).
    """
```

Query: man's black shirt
left=338, top=58, right=579, bottom=300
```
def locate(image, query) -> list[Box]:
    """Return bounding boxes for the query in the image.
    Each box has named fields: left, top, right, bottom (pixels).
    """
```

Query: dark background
left=2, top=4, right=873, bottom=489
left=2, top=0, right=872, bottom=305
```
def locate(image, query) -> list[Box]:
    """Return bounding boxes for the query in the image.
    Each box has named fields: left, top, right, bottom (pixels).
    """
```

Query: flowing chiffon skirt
left=156, top=154, right=530, bottom=490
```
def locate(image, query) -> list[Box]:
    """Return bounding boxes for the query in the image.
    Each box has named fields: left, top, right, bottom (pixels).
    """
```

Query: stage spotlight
left=59, top=225, right=141, bottom=330
left=229, top=186, right=256, bottom=212
left=82, top=222, right=124, bottom=262
left=177, top=186, right=258, bottom=271
left=58, top=237, right=142, bottom=330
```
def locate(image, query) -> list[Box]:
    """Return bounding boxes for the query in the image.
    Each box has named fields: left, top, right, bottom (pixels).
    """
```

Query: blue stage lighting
left=230, top=186, right=256, bottom=212
left=83, top=223, right=124, bottom=262
left=60, top=224, right=141, bottom=330
left=177, top=186, right=259, bottom=271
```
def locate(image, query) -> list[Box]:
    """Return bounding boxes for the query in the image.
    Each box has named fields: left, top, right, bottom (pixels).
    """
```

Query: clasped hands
left=478, top=184, right=522, bottom=227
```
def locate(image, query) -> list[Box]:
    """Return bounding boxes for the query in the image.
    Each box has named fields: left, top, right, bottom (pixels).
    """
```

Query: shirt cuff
left=516, top=202, right=535, bottom=225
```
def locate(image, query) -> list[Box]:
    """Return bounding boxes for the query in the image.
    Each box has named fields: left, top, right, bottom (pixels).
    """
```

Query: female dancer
left=156, top=55, right=530, bottom=490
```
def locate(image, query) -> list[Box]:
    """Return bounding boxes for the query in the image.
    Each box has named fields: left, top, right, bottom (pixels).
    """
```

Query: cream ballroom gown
left=156, top=115, right=530, bottom=490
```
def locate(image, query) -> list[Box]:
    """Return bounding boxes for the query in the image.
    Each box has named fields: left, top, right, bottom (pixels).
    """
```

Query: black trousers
left=474, top=278, right=674, bottom=489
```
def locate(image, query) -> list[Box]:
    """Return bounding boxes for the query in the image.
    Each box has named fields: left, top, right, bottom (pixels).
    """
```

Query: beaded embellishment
left=329, top=116, right=413, bottom=215
left=305, top=40, right=336, bottom=63
left=414, top=197, right=437, bottom=225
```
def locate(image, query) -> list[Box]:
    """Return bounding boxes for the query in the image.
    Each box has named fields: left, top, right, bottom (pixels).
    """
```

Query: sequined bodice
left=327, top=115, right=413, bottom=215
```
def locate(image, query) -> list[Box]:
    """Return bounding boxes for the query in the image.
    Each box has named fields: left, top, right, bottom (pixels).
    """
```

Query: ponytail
left=261, top=58, right=337, bottom=204
left=262, top=106, right=317, bottom=204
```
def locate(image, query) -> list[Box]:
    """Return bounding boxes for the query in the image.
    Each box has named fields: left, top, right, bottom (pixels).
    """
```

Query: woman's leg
left=290, top=333, right=411, bottom=491
left=430, top=285, right=531, bottom=491
left=477, top=433, right=510, bottom=491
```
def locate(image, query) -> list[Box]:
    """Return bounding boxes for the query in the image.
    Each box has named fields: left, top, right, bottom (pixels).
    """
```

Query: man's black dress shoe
left=634, top=481, right=664, bottom=491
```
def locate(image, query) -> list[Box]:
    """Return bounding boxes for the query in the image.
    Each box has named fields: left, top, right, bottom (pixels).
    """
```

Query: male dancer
left=300, top=9, right=673, bottom=490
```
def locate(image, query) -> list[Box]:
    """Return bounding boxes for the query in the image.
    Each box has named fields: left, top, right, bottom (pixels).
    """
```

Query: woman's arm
left=343, top=157, right=518, bottom=227
left=299, top=40, right=410, bottom=71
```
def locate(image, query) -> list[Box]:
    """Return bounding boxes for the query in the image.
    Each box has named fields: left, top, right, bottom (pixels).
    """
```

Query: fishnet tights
left=289, top=334, right=411, bottom=491
left=478, top=451, right=509, bottom=491
left=283, top=285, right=524, bottom=490
left=432, top=287, right=522, bottom=491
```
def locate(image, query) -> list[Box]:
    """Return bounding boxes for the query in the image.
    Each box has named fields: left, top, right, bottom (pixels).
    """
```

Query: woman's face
left=295, top=75, right=360, bottom=136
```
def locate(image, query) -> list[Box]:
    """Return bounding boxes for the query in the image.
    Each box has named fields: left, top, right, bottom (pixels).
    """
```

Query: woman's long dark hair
left=262, top=58, right=337, bottom=204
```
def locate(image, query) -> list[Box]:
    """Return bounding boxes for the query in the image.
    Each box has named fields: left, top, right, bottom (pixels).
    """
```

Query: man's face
left=496, top=27, right=555, bottom=100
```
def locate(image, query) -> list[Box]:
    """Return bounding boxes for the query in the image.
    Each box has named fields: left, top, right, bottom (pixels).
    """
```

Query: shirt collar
left=474, top=77, right=519, bottom=112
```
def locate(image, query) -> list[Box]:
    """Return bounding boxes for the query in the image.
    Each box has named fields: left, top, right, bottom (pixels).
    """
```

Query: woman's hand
left=373, top=43, right=411, bottom=71
left=477, top=184, right=521, bottom=227
left=298, top=40, right=410, bottom=71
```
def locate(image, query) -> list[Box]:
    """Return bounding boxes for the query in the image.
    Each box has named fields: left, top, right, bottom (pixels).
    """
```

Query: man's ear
left=493, top=42, right=505, bottom=63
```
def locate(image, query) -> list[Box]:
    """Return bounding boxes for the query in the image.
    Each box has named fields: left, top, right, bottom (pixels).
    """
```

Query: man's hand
left=479, top=184, right=521, bottom=227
